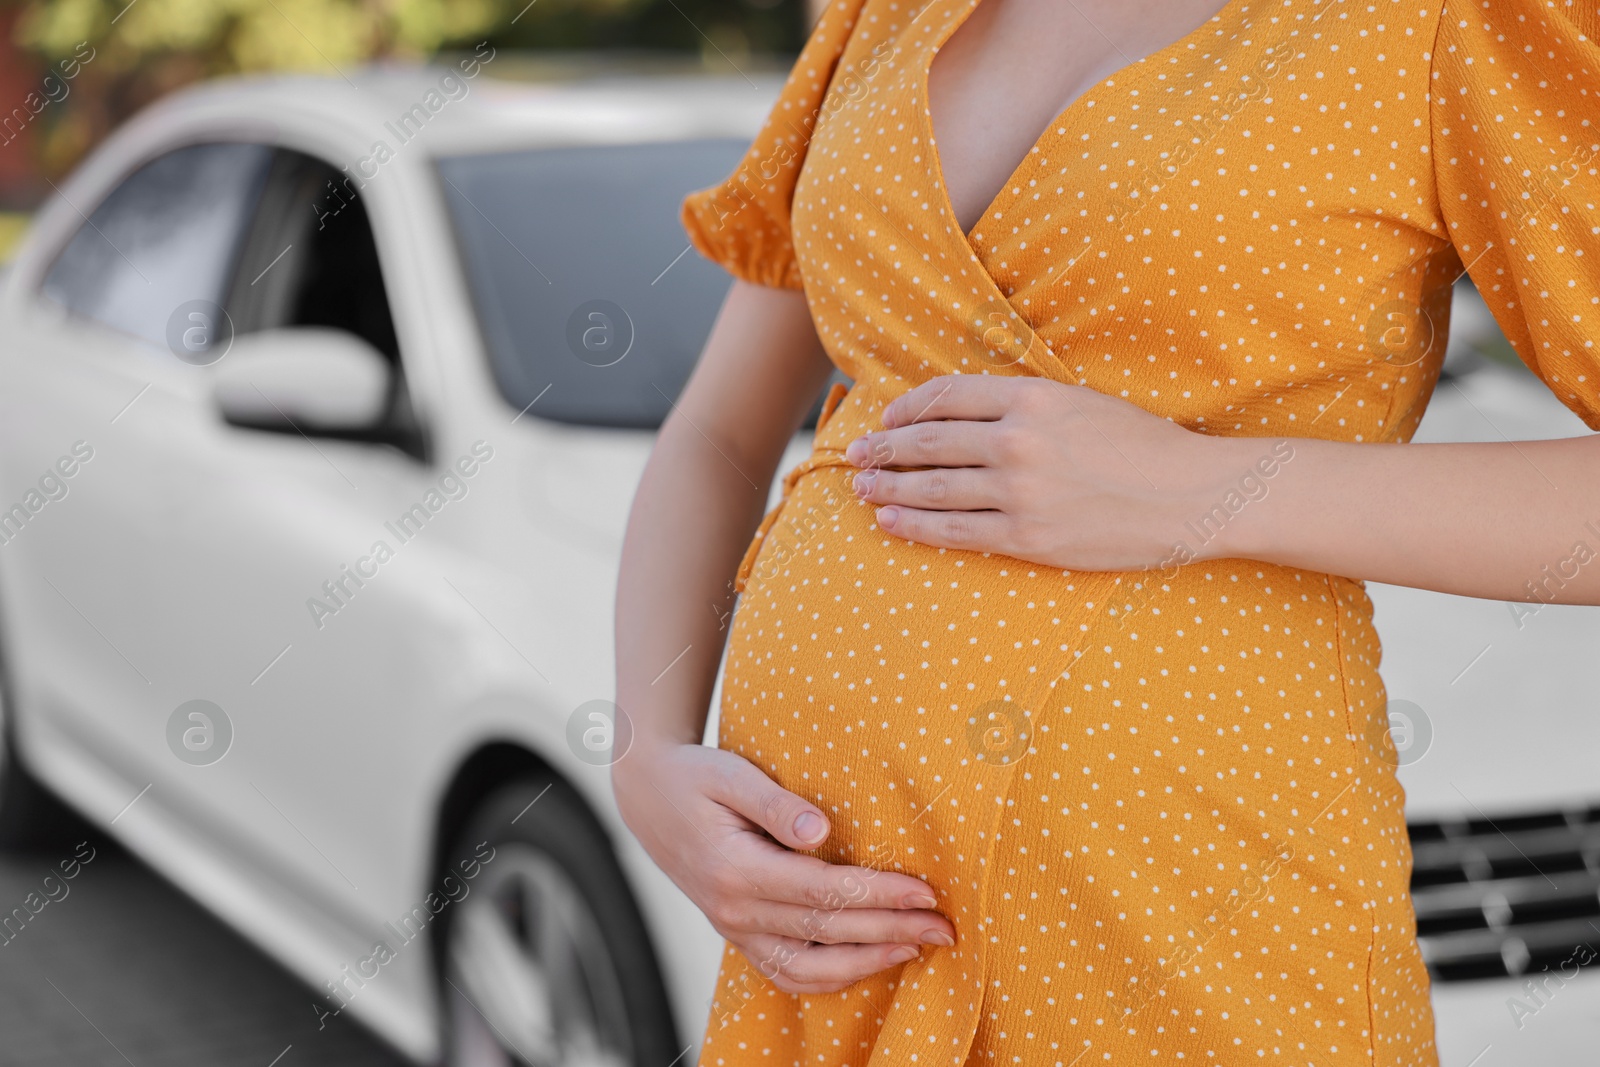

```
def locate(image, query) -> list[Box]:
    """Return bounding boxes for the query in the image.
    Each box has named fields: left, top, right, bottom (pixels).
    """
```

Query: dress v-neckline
left=918, top=0, right=1247, bottom=250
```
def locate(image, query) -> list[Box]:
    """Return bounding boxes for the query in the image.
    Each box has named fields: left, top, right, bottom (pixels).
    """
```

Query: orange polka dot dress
left=678, top=0, right=1600, bottom=1063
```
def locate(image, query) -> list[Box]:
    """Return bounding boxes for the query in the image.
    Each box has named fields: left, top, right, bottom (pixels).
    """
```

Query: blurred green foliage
left=492, top=0, right=801, bottom=54
left=6, top=0, right=803, bottom=174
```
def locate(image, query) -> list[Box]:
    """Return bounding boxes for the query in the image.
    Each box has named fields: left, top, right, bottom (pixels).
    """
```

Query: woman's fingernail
left=876, top=506, right=898, bottom=530
left=853, top=471, right=875, bottom=497
left=793, top=811, right=826, bottom=844
left=903, top=892, right=938, bottom=909
left=845, top=438, right=866, bottom=465
left=921, top=930, right=956, bottom=947
left=888, top=945, right=920, bottom=964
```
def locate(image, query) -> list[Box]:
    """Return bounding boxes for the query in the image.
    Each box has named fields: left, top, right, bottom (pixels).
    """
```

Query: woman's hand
left=612, top=739, right=956, bottom=995
left=846, top=375, right=1268, bottom=571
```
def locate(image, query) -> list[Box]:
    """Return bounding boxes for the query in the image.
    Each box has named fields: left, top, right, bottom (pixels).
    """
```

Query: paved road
left=0, top=834, right=411, bottom=1067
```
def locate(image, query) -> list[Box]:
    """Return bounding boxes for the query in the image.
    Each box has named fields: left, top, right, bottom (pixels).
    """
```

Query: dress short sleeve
left=679, top=0, right=869, bottom=290
left=1433, top=0, right=1600, bottom=428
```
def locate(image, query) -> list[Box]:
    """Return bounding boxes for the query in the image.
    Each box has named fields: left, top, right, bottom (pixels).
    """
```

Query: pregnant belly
left=713, top=460, right=1429, bottom=1062
left=723, top=458, right=1411, bottom=916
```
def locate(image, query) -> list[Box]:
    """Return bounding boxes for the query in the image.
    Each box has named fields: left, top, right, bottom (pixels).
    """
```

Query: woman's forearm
left=839, top=374, right=1600, bottom=609
left=614, top=281, right=833, bottom=749
left=1208, top=432, right=1600, bottom=605
left=614, top=415, right=769, bottom=747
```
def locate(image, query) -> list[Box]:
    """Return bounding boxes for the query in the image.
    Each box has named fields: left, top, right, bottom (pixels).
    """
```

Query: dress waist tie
left=733, top=380, right=853, bottom=594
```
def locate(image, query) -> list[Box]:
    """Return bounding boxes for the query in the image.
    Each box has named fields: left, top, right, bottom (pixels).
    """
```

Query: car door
left=169, top=146, right=463, bottom=928
left=2, top=141, right=275, bottom=773
left=6, top=140, right=447, bottom=934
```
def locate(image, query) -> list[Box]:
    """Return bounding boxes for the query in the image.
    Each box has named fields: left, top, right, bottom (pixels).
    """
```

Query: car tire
left=436, top=775, right=680, bottom=1067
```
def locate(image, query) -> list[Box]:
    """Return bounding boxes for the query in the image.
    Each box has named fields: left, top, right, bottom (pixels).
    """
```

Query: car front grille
left=1409, top=807, right=1600, bottom=981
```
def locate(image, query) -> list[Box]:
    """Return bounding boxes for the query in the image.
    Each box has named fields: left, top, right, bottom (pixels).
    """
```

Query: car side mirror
left=212, top=327, right=393, bottom=434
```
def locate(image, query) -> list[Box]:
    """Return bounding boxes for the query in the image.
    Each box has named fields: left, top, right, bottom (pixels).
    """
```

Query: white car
left=0, top=68, right=1595, bottom=1067
left=0, top=67, right=798, bottom=1067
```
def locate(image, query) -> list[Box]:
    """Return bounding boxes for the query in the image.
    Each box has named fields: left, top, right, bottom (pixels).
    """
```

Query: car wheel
left=437, top=775, right=679, bottom=1067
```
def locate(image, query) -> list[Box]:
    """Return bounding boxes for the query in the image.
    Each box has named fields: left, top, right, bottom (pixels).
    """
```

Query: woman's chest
left=789, top=0, right=1451, bottom=438
left=926, top=0, right=1237, bottom=235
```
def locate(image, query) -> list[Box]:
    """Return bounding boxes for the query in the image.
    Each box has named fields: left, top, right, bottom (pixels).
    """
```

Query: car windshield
left=438, top=139, right=751, bottom=429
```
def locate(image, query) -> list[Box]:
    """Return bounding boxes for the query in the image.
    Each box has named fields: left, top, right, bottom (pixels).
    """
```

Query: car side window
left=227, top=149, right=400, bottom=361
left=226, top=148, right=425, bottom=460
left=40, top=142, right=273, bottom=347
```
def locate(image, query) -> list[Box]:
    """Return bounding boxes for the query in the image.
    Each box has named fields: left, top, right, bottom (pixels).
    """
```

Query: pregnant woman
left=614, top=0, right=1600, bottom=1062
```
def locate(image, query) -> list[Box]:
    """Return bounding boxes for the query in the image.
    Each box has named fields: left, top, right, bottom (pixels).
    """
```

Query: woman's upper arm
left=671, top=280, right=834, bottom=477
left=1433, top=0, right=1600, bottom=427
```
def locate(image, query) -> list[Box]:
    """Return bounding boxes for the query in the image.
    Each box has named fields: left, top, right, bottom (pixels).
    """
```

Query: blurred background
left=0, top=4, right=823, bottom=1066
left=0, top=0, right=827, bottom=257
left=0, top=2, right=1597, bottom=1067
